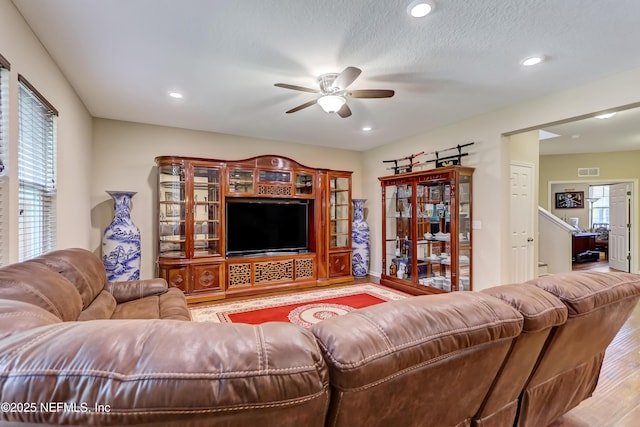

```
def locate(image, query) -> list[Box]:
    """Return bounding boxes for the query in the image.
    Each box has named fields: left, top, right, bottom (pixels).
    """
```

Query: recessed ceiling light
left=595, top=112, right=616, bottom=119
left=407, top=1, right=434, bottom=18
left=521, top=56, right=544, bottom=67
left=362, top=126, right=372, bottom=132
left=169, top=92, right=183, bottom=99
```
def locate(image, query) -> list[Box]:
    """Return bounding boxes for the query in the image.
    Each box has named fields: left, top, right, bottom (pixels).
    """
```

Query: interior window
left=589, top=185, right=610, bottom=229
left=0, top=56, right=9, bottom=265
left=18, top=76, right=58, bottom=261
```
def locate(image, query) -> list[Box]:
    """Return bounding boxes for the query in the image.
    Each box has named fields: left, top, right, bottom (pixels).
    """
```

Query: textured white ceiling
left=12, top=0, right=640, bottom=151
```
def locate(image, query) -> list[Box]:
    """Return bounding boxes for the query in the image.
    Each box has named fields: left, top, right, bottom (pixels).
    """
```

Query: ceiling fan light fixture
left=408, top=1, right=434, bottom=18
left=317, top=95, right=346, bottom=113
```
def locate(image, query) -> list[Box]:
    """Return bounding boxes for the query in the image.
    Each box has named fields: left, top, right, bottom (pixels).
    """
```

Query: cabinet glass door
left=193, top=166, right=221, bottom=257
left=416, top=182, right=452, bottom=290
left=228, top=169, right=254, bottom=193
left=295, top=173, right=314, bottom=195
left=159, top=164, right=186, bottom=258
left=330, top=176, right=350, bottom=248
left=458, top=174, right=471, bottom=290
left=385, top=183, right=412, bottom=280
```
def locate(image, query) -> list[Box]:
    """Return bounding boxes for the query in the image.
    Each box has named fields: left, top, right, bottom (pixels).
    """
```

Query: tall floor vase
left=102, top=191, right=141, bottom=282
left=351, top=198, right=370, bottom=278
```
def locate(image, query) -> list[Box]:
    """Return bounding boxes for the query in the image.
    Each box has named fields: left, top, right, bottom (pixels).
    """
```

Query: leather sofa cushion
left=312, top=292, right=523, bottom=427
left=0, top=320, right=329, bottom=426
left=526, top=271, right=640, bottom=316
left=111, top=295, right=161, bottom=319
left=312, top=292, right=523, bottom=390
left=481, top=283, right=568, bottom=332
left=106, top=278, right=168, bottom=303
left=0, top=299, right=61, bottom=340
left=0, top=262, right=82, bottom=321
left=158, top=288, right=191, bottom=320
left=109, top=289, right=189, bottom=320
left=78, top=290, right=117, bottom=321
left=30, top=248, right=107, bottom=309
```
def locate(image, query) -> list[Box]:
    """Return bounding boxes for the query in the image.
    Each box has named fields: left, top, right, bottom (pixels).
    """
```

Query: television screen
left=226, top=198, right=309, bottom=256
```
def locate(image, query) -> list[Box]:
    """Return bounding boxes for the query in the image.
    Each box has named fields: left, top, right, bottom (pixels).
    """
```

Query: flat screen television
left=226, top=198, right=309, bottom=257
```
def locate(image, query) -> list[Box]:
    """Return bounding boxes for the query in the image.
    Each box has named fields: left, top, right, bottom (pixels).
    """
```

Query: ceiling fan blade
left=331, top=66, right=362, bottom=90
left=275, top=83, right=319, bottom=94
left=286, top=99, right=317, bottom=114
left=336, top=104, right=352, bottom=118
left=348, top=89, right=395, bottom=98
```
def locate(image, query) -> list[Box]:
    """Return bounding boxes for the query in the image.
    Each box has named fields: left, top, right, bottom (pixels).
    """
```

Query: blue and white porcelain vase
left=102, top=191, right=141, bottom=282
left=351, top=198, right=370, bottom=278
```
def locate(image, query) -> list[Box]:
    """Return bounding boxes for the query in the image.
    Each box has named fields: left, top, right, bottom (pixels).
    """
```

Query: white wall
left=91, top=119, right=364, bottom=279
left=364, top=66, right=640, bottom=290
left=0, top=0, right=93, bottom=262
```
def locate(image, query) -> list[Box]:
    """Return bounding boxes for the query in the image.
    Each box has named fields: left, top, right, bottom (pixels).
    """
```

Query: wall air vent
left=577, top=168, right=599, bottom=177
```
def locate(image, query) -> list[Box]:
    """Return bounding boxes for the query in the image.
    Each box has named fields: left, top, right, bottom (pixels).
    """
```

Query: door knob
left=527, top=237, right=534, bottom=242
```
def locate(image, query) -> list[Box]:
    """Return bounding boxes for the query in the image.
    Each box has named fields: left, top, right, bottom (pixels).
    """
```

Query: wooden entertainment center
left=155, top=155, right=353, bottom=302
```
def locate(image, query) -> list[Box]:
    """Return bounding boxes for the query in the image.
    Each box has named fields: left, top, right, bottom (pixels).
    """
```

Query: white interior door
left=510, top=162, right=535, bottom=282
left=609, top=183, right=631, bottom=272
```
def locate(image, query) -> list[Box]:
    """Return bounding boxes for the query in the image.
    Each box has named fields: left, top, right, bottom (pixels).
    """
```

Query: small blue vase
left=102, top=191, right=141, bottom=282
left=352, top=199, right=370, bottom=278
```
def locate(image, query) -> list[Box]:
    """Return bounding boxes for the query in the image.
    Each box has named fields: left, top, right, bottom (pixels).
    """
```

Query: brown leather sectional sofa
left=0, top=248, right=638, bottom=426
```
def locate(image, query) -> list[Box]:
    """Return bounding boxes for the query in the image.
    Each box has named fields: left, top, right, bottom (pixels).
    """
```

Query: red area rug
left=190, top=284, right=408, bottom=328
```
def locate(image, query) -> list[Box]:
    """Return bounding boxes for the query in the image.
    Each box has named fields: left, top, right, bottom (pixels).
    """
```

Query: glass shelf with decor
left=193, top=166, right=221, bottom=257
left=158, top=164, right=186, bottom=258
left=228, top=169, right=254, bottom=194
left=295, top=173, right=314, bottom=195
left=330, top=175, right=351, bottom=248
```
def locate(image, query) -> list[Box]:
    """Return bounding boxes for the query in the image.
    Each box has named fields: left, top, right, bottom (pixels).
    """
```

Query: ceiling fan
left=274, top=66, right=395, bottom=118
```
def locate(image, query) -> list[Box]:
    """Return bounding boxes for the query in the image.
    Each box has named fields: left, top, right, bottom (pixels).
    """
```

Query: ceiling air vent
left=577, top=168, right=599, bottom=177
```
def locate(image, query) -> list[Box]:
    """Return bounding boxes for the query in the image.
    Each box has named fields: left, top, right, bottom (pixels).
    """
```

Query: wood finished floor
left=572, top=259, right=613, bottom=272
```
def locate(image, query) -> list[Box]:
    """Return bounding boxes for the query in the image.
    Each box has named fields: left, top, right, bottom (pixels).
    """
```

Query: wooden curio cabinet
left=379, top=166, right=473, bottom=294
left=156, top=158, right=225, bottom=301
left=317, top=170, right=353, bottom=284
left=156, top=155, right=353, bottom=302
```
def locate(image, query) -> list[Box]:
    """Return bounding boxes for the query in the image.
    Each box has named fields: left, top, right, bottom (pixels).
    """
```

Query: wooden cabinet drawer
left=191, top=263, right=224, bottom=293
left=160, top=266, right=189, bottom=293
left=329, top=252, right=351, bottom=277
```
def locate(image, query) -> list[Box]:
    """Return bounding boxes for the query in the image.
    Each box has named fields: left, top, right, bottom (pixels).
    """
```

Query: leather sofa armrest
left=106, top=278, right=168, bottom=303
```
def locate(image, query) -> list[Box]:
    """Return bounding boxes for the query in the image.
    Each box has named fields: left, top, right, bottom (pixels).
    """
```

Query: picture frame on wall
left=555, top=191, right=584, bottom=209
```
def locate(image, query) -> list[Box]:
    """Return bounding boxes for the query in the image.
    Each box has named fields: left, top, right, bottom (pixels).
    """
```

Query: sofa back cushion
left=77, top=290, right=117, bottom=321
left=311, top=292, right=523, bottom=427
left=0, top=262, right=82, bottom=321
left=474, top=284, right=568, bottom=427
left=30, top=248, right=107, bottom=309
left=518, top=271, right=640, bottom=427
left=0, top=299, right=62, bottom=340
left=0, top=320, right=329, bottom=426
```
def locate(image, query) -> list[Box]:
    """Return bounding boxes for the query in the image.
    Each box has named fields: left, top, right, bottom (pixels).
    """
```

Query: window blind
left=0, top=58, right=9, bottom=266
left=18, top=76, right=57, bottom=261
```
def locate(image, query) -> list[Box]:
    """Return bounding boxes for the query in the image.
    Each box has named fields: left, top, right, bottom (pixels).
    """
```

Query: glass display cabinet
left=379, top=166, right=473, bottom=294
left=156, top=157, right=225, bottom=299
